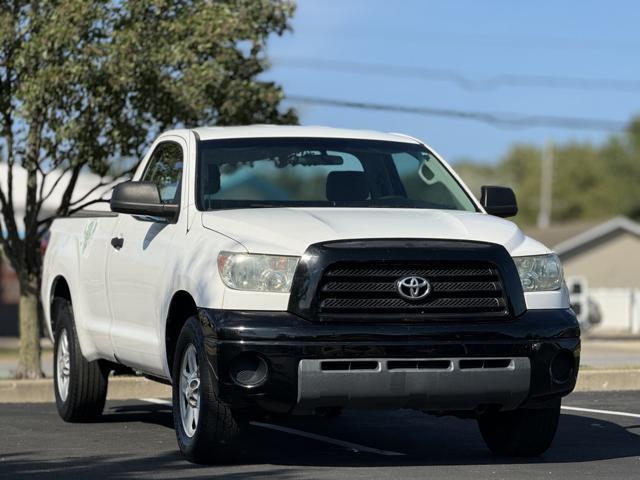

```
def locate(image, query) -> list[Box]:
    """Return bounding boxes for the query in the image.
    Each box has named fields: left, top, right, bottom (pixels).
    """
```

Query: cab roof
left=190, top=125, right=421, bottom=144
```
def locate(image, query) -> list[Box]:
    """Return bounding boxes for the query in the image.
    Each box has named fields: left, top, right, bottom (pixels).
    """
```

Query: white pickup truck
left=42, top=126, right=580, bottom=463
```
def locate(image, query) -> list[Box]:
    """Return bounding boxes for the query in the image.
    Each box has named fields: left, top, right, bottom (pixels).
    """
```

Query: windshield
left=196, top=137, right=477, bottom=212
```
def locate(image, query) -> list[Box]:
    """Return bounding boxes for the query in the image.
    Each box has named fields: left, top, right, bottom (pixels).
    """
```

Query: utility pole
left=537, top=140, right=554, bottom=229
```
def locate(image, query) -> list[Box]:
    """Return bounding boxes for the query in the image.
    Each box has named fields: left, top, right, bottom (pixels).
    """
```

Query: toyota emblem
left=396, top=275, right=431, bottom=300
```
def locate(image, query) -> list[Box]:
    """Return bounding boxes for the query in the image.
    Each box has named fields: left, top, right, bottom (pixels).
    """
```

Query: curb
left=575, top=369, right=640, bottom=392
left=0, top=369, right=639, bottom=403
left=0, top=376, right=170, bottom=403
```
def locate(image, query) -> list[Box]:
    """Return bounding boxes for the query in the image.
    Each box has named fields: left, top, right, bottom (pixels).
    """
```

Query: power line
left=286, top=95, right=626, bottom=132
left=274, top=57, right=640, bottom=93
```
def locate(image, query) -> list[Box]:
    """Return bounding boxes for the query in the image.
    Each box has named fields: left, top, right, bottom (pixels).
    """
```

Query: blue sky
left=265, top=0, right=640, bottom=163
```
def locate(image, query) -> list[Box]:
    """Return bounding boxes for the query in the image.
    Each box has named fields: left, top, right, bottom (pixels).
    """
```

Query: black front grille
left=316, top=261, right=508, bottom=320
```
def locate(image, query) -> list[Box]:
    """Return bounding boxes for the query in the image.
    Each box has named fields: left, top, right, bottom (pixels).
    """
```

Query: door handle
left=110, top=237, right=124, bottom=250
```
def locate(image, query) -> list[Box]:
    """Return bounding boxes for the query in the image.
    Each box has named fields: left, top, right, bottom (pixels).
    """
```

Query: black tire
left=477, top=399, right=561, bottom=457
left=53, top=298, right=108, bottom=422
left=172, top=317, right=243, bottom=464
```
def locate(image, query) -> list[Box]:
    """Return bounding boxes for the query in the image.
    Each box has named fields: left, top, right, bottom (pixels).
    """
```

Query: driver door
left=106, top=137, right=187, bottom=374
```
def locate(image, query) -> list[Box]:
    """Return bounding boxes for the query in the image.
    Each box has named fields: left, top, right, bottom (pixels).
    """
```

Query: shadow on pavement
left=243, top=411, right=640, bottom=467
left=102, top=403, right=174, bottom=429
left=2, top=403, right=640, bottom=477
left=0, top=450, right=295, bottom=480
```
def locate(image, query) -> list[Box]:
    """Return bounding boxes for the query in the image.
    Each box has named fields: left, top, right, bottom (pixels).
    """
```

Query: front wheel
left=477, top=399, right=561, bottom=457
left=172, top=317, right=243, bottom=464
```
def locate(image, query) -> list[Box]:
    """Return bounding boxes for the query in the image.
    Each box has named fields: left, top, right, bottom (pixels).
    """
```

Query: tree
left=454, top=116, right=640, bottom=227
left=0, top=0, right=297, bottom=379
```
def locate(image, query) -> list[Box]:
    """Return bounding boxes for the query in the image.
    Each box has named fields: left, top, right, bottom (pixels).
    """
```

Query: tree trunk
left=15, top=276, right=44, bottom=379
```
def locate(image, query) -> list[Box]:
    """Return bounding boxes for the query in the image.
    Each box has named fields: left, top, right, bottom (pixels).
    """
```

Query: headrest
left=326, top=171, right=369, bottom=202
left=202, top=163, right=220, bottom=195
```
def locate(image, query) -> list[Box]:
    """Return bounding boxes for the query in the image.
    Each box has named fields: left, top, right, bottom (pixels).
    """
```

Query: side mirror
left=110, top=181, right=179, bottom=219
left=480, top=185, right=518, bottom=218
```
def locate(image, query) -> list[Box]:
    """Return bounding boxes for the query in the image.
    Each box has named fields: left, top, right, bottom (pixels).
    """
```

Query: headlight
left=217, top=252, right=299, bottom=293
left=513, top=254, right=564, bottom=292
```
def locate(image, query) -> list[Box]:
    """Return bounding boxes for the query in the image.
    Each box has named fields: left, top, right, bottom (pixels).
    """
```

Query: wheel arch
left=50, top=275, right=72, bottom=333
left=165, top=290, right=199, bottom=375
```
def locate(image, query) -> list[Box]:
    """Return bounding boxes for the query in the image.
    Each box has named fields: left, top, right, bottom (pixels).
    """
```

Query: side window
left=142, top=142, right=184, bottom=204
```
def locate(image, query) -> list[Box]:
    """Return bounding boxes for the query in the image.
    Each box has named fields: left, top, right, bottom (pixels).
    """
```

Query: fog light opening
left=550, top=351, right=574, bottom=385
left=229, top=353, right=269, bottom=388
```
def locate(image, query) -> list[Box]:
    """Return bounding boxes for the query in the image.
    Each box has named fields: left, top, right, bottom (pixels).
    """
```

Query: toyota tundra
left=41, top=126, right=580, bottom=463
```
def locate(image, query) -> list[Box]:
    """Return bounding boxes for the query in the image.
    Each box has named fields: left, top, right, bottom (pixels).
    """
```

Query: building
left=527, top=216, right=640, bottom=335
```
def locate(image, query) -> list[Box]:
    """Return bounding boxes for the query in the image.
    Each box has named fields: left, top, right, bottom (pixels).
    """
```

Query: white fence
left=589, top=288, right=640, bottom=335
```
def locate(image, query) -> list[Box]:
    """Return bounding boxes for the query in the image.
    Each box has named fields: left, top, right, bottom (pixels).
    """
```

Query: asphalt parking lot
left=1, top=391, right=640, bottom=479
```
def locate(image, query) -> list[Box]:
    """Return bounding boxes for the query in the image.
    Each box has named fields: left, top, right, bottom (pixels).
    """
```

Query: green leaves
left=0, top=0, right=297, bottom=271
left=455, top=119, right=640, bottom=226
left=1, top=0, right=298, bottom=376
left=1, top=0, right=296, bottom=178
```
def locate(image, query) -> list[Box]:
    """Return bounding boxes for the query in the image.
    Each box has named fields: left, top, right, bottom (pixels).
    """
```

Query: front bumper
left=198, top=308, right=580, bottom=414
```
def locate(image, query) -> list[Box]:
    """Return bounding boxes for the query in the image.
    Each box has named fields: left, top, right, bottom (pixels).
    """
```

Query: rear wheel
left=477, top=399, right=561, bottom=457
left=53, top=298, right=108, bottom=422
left=172, top=317, right=243, bottom=464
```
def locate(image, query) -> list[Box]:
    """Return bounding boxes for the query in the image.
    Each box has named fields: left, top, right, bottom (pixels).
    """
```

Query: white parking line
left=140, top=397, right=172, bottom=406
left=250, top=421, right=406, bottom=456
left=139, top=398, right=405, bottom=456
left=562, top=406, right=640, bottom=419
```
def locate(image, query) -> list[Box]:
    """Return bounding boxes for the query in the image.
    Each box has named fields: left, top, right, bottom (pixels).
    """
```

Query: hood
left=201, top=208, right=549, bottom=257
